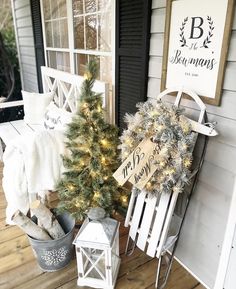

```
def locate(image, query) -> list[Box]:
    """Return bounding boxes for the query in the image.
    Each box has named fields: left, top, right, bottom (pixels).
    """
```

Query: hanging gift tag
left=129, top=143, right=160, bottom=190
left=113, top=138, right=155, bottom=186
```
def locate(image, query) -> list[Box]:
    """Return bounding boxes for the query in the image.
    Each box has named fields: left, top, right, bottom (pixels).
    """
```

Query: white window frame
left=40, top=0, right=115, bottom=82
left=40, top=0, right=116, bottom=122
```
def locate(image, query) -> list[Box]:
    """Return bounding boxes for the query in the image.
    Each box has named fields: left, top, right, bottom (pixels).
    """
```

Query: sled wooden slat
left=146, top=192, right=172, bottom=257
left=124, top=190, right=136, bottom=227
left=129, top=191, right=147, bottom=240
left=136, top=195, right=158, bottom=251
left=156, top=191, right=179, bottom=258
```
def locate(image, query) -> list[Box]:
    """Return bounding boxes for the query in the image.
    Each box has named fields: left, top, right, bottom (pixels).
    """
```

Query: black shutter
left=115, top=0, right=152, bottom=129
left=30, top=0, right=45, bottom=93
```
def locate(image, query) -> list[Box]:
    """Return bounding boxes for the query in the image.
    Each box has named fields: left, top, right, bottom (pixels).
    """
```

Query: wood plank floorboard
left=0, top=163, right=206, bottom=289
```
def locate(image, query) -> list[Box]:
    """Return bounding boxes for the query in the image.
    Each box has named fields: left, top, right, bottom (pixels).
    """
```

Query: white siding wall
left=148, top=1, right=236, bottom=288
left=224, top=227, right=236, bottom=288
left=11, top=0, right=38, bottom=92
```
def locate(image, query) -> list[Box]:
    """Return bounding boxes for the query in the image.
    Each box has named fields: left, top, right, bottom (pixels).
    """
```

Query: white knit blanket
left=2, top=130, right=66, bottom=224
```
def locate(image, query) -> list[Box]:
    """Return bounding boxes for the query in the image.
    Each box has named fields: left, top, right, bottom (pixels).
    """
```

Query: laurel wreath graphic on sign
left=179, top=17, right=188, bottom=47
left=201, top=16, right=214, bottom=48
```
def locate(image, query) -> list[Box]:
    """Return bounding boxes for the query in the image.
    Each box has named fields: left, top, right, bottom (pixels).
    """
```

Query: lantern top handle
left=157, top=87, right=206, bottom=123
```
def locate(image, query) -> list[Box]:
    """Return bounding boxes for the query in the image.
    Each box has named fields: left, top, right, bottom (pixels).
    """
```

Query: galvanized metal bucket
left=28, top=212, right=75, bottom=272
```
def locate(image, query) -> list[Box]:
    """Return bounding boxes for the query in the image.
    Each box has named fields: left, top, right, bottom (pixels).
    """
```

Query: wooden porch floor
left=0, top=165, right=205, bottom=289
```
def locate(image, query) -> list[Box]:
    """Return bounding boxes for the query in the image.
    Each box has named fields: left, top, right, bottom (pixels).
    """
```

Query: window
left=73, top=0, right=112, bottom=84
left=41, top=0, right=113, bottom=84
left=42, top=0, right=70, bottom=72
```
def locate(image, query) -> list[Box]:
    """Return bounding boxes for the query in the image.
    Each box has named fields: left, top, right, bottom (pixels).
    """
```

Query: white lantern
left=73, top=208, right=120, bottom=289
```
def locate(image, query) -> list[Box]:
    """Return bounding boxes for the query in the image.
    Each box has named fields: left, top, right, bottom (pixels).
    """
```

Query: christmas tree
left=57, top=61, right=127, bottom=220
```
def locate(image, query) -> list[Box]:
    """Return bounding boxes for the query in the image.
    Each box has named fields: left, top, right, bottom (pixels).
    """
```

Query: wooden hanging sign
left=113, top=138, right=156, bottom=186
left=128, top=143, right=161, bottom=190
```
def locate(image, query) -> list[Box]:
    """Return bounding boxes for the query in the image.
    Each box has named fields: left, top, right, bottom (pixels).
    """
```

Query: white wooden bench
left=0, top=66, right=109, bottom=159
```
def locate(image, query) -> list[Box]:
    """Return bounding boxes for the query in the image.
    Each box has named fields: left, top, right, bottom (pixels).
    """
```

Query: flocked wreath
left=119, top=100, right=196, bottom=196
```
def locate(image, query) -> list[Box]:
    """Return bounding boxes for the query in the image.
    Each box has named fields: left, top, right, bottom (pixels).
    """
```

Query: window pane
left=47, top=51, right=70, bottom=72
left=75, top=54, right=111, bottom=83
left=47, top=51, right=56, bottom=68
left=51, top=0, right=59, bottom=19
left=85, top=15, right=97, bottom=50
left=58, top=0, right=67, bottom=17
left=60, top=19, right=69, bottom=48
left=45, top=22, right=53, bottom=47
left=73, top=0, right=112, bottom=52
left=98, top=0, right=111, bottom=12
left=73, top=0, right=84, bottom=16
left=43, top=0, right=51, bottom=20
left=99, top=56, right=112, bottom=84
left=57, top=52, right=70, bottom=72
left=98, top=12, right=111, bottom=51
left=85, top=0, right=96, bottom=13
left=74, top=16, right=84, bottom=49
left=76, top=54, right=88, bottom=76
left=53, top=20, right=60, bottom=47
left=75, top=54, right=100, bottom=78
left=42, top=0, right=68, bottom=49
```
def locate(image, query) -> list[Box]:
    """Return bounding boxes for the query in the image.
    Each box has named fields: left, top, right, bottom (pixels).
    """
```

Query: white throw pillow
left=22, top=90, right=54, bottom=124
left=44, top=101, right=74, bottom=130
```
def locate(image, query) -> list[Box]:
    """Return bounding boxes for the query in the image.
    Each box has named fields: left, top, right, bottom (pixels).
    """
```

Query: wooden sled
left=124, top=88, right=217, bottom=288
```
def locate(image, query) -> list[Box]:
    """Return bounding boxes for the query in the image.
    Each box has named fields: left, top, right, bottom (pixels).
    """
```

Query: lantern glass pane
left=111, top=235, right=120, bottom=277
left=82, top=248, right=106, bottom=280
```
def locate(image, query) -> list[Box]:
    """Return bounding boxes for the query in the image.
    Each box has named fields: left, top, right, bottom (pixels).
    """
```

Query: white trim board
left=214, top=177, right=236, bottom=289
left=175, top=255, right=210, bottom=289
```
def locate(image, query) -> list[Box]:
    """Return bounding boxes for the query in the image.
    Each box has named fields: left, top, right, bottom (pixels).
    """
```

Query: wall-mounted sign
left=161, top=0, right=234, bottom=105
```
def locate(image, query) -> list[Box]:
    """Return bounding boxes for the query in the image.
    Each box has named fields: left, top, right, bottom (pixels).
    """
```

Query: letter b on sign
left=190, top=17, right=204, bottom=39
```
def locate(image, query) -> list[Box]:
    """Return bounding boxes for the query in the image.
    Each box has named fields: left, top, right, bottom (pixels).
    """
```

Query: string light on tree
left=90, top=171, right=97, bottom=178
left=101, top=139, right=108, bottom=146
left=121, top=195, right=128, bottom=205
left=93, top=191, right=100, bottom=201
left=68, top=184, right=75, bottom=191
left=101, top=156, right=106, bottom=164
left=82, top=102, right=89, bottom=109
left=75, top=198, right=85, bottom=208
left=83, top=71, right=92, bottom=80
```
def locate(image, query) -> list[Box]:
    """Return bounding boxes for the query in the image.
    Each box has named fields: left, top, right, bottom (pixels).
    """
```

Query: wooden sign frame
left=161, top=0, right=235, bottom=106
